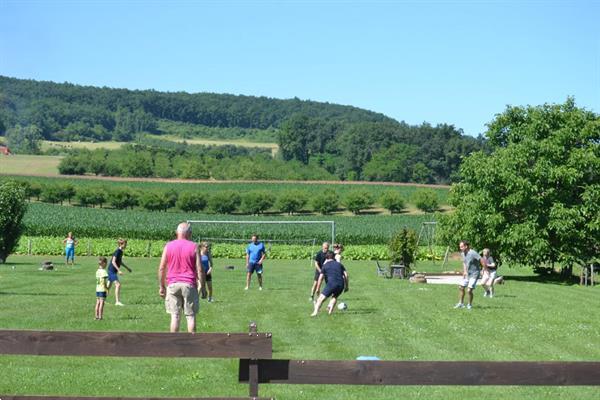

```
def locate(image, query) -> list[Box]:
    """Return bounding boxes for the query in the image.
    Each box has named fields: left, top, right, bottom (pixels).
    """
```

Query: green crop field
left=0, top=255, right=598, bottom=399
left=22, top=202, right=439, bottom=244
left=0, top=155, right=63, bottom=176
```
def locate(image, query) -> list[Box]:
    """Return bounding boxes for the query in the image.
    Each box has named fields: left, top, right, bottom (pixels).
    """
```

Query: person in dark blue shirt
left=107, top=239, right=132, bottom=306
left=311, top=251, right=349, bottom=316
left=310, top=242, right=329, bottom=302
left=245, top=234, right=266, bottom=290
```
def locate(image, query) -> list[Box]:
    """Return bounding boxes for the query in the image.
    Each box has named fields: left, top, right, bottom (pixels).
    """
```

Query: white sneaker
left=466, top=304, right=472, bottom=310
left=483, top=291, right=488, bottom=297
left=309, top=296, right=314, bottom=302
left=208, top=297, right=213, bottom=303
left=454, top=303, right=464, bottom=309
left=489, top=293, right=494, bottom=298
left=244, top=287, right=249, bottom=291
left=115, top=302, right=124, bottom=306
left=259, top=286, right=263, bottom=291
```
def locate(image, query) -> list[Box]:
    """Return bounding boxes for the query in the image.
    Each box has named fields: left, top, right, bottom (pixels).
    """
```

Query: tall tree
left=0, top=180, right=27, bottom=263
left=5, top=124, right=43, bottom=154
left=439, top=99, right=600, bottom=276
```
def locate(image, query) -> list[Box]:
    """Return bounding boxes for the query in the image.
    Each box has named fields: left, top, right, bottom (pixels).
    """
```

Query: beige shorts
left=165, top=282, right=199, bottom=316
left=481, top=270, right=497, bottom=285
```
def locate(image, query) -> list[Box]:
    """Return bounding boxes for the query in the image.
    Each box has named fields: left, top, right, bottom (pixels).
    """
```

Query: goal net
left=186, top=220, right=335, bottom=267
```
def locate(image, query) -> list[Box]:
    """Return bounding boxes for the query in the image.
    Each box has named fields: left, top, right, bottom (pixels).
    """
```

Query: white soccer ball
left=337, top=302, right=347, bottom=310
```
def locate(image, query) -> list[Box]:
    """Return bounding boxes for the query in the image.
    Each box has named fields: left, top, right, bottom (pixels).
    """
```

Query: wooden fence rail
left=0, top=324, right=273, bottom=400
left=238, top=359, right=600, bottom=387
left=3, top=329, right=600, bottom=400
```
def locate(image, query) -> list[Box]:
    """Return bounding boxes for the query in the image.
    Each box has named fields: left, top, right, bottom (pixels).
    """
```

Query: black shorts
left=322, top=284, right=344, bottom=298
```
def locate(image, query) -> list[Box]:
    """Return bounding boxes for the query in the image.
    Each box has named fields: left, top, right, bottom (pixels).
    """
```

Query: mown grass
left=0, top=255, right=598, bottom=399
left=0, top=154, right=62, bottom=176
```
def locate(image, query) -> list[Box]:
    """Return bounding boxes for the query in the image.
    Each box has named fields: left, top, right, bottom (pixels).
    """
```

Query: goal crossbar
left=187, top=220, right=336, bottom=244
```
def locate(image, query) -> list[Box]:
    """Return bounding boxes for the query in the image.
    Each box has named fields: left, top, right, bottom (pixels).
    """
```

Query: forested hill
left=0, top=75, right=393, bottom=139
left=0, top=75, right=486, bottom=183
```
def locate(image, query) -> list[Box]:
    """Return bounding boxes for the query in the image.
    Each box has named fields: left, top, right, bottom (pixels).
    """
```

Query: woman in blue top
left=199, top=241, right=214, bottom=302
left=62, top=232, right=78, bottom=266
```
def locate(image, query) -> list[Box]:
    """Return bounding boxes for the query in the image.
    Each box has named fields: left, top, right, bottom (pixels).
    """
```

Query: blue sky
left=1, top=0, right=598, bottom=136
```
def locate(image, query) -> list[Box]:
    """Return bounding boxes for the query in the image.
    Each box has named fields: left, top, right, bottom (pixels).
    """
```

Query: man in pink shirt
left=158, top=222, right=204, bottom=333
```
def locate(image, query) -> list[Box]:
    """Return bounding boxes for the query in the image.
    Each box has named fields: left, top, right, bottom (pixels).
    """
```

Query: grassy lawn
left=0, top=255, right=598, bottom=399
left=0, top=154, right=62, bottom=176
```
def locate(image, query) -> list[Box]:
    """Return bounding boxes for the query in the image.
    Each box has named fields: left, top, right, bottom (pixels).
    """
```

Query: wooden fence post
left=249, top=321, right=259, bottom=398
left=147, top=241, right=152, bottom=258
left=87, top=241, right=91, bottom=256
left=27, top=239, right=32, bottom=255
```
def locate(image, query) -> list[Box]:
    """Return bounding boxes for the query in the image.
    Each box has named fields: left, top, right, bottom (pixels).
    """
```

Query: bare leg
left=458, top=286, right=465, bottom=304
left=114, top=281, right=122, bottom=304
left=327, top=297, right=337, bottom=315
left=98, top=300, right=104, bottom=319
left=95, top=300, right=100, bottom=319
left=257, top=273, right=263, bottom=289
left=310, top=281, right=318, bottom=298
left=311, top=294, right=327, bottom=316
left=207, top=282, right=213, bottom=299
left=245, top=272, right=251, bottom=289
left=467, top=288, right=474, bottom=306
left=185, top=315, right=196, bottom=333
left=170, top=313, right=180, bottom=333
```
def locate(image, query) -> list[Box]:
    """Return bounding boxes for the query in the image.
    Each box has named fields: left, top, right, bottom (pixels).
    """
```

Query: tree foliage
left=0, top=180, right=27, bottom=263
left=380, top=191, right=406, bottom=214
left=439, top=99, right=600, bottom=272
left=176, top=192, right=207, bottom=213
left=343, top=190, right=374, bottom=215
left=312, top=192, right=339, bottom=215
left=412, top=189, right=439, bottom=212
left=388, top=227, right=418, bottom=268
left=5, top=124, right=42, bottom=154
left=1, top=76, right=484, bottom=184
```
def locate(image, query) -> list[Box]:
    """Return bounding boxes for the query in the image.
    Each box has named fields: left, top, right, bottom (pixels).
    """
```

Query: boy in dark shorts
left=310, top=242, right=329, bottom=302
left=245, top=234, right=266, bottom=290
left=311, top=251, right=349, bottom=316
left=95, top=257, right=108, bottom=320
left=107, top=239, right=132, bottom=306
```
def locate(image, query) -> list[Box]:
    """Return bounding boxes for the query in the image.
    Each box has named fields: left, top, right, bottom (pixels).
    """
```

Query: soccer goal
left=186, top=220, right=336, bottom=267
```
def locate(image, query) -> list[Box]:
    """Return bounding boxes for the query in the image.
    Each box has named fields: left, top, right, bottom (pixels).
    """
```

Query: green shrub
left=108, top=188, right=139, bottom=210
left=343, top=190, right=374, bottom=215
left=177, top=192, right=207, bottom=213
left=240, top=191, right=275, bottom=215
left=208, top=191, right=241, bottom=214
left=389, top=227, right=418, bottom=269
left=380, top=190, right=406, bottom=214
left=276, top=190, right=308, bottom=215
left=312, top=191, right=339, bottom=215
left=412, top=189, right=439, bottom=212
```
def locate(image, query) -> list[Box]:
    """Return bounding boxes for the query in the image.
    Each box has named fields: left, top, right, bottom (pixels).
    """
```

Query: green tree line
left=15, top=180, right=440, bottom=215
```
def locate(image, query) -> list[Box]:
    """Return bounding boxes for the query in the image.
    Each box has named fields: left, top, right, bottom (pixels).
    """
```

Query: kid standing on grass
left=199, top=241, right=214, bottom=302
left=107, top=239, right=132, bottom=306
left=95, top=257, right=109, bottom=320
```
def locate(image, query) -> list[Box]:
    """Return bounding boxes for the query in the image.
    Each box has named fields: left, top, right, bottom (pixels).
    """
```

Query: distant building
left=0, top=145, right=11, bottom=155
